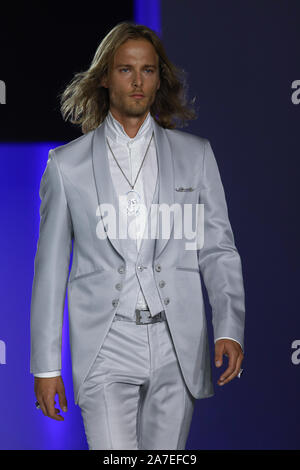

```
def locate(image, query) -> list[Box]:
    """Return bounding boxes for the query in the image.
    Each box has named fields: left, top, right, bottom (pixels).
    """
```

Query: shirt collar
left=105, top=109, right=153, bottom=144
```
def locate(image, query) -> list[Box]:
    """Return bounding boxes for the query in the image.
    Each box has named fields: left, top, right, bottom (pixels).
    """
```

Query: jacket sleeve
left=30, top=149, right=73, bottom=374
left=197, top=139, right=246, bottom=350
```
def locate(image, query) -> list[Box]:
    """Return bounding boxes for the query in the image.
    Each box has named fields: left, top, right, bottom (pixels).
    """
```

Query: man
left=31, top=22, right=245, bottom=450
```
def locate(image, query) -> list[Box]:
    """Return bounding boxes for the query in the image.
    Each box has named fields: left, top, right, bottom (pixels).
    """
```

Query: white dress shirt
left=105, top=110, right=157, bottom=310
left=34, top=111, right=242, bottom=378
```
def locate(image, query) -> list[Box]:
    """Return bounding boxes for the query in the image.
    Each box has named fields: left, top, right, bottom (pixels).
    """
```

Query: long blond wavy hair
left=59, top=22, right=197, bottom=134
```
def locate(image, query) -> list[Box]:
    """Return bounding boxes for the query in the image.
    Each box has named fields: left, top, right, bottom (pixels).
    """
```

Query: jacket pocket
left=175, top=266, right=200, bottom=273
left=69, top=268, right=104, bottom=283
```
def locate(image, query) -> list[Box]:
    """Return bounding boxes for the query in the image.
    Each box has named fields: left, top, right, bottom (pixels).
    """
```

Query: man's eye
left=119, top=68, right=153, bottom=73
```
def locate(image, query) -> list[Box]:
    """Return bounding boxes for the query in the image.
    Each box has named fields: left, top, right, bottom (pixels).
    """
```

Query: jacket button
left=155, top=264, right=161, bottom=272
left=118, top=265, right=125, bottom=274
left=112, top=299, right=119, bottom=307
left=137, top=265, right=144, bottom=271
left=115, top=283, right=122, bottom=290
left=163, top=297, right=170, bottom=305
left=159, top=280, right=166, bottom=288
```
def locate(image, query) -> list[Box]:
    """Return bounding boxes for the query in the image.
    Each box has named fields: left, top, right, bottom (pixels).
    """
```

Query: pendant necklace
left=106, top=131, right=154, bottom=216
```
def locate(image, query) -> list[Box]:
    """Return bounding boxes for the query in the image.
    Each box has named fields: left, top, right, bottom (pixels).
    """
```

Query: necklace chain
left=106, top=131, right=154, bottom=189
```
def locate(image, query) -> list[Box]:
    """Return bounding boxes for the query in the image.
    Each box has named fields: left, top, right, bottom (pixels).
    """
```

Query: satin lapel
left=92, top=122, right=123, bottom=258
left=152, top=119, right=175, bottom=259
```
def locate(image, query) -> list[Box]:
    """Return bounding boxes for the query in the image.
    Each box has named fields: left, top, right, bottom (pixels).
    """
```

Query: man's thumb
left=57, top=388, right=68, bottom=412
left=215, top=347, right=223, bottom=367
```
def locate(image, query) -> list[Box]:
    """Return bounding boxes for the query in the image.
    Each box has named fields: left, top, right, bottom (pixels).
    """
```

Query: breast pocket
left=174, top=186, right=202, bottom=205
left=174, top=186, right=202, bottom=193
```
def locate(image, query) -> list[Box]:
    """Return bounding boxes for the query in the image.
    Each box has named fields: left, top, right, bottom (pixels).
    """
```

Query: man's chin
left=124, top=104, right=150, bottom=118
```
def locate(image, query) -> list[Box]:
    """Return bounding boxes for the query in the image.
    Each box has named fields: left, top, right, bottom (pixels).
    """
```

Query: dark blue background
left=160, top=0, right=300, bottom=449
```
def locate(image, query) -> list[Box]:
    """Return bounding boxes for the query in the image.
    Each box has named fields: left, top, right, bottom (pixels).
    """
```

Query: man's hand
left=215, top=339, right=244, bottom=386
left=34, top=376, right=67, bottom=421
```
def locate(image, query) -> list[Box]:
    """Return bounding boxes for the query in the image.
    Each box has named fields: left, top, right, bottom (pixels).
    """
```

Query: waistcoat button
left=163, top=297, right=170, bottom=305
left=115, top=283, right=122, bottom=290
left=155, top=264, right=161, bottom=272
left=159, top=280, right=166, bottom=288
left=118, top=265, right=125, bottom=274
left=112, top=298, right=119, bottom=307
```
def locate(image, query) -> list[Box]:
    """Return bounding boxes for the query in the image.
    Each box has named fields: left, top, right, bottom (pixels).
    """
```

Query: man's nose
left=132, top=72, right=143, bottom=86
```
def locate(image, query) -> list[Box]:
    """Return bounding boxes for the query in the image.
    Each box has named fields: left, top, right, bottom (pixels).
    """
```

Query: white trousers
left=77, top=317, right=196, bottom=450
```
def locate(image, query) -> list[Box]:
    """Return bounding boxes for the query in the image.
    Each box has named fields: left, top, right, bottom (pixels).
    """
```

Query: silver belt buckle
left=135, top=308, right=150, bottom=324
left=135, top=309, right=163, bottom=325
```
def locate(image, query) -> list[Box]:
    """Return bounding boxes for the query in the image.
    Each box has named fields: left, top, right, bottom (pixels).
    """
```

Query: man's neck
left=109, top=109, right=149, bottom=138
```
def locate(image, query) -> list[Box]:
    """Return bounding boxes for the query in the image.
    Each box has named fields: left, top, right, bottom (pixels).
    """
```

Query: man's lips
left=130, top=94, right=145, bottom=99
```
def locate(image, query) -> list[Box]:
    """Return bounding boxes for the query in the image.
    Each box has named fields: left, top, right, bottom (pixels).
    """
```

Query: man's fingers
left=225, top=354, right=244, bottom=384
left=44, top=395, right=64, bottom=421
left=53, top=401, right=61, bottom=415
left=219, top=358, right=243, bottom=385
left=219, top=352, right=243, bottom=386
left=39, top=393, right=64, bottom=421
left=218, top=349, right=238, bottom=384
left=37, top=397, right=48, bottom=417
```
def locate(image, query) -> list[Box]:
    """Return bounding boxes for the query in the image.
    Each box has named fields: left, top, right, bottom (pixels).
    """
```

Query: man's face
left=101, top=38, right=160, bottom=119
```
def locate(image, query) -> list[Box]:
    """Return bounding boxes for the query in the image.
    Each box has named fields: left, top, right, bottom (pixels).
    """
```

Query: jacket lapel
left=92, top=122, right=123, bottom=257
left=152, top=119, right=175, bottom=260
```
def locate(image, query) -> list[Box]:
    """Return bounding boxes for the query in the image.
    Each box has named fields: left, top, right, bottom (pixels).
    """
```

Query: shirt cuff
left=33, top=370, right=61, bottom=378
left=214, top=337, right=243, bottom=352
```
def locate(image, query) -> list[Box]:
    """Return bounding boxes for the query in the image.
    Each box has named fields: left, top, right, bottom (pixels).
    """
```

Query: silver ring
left=237, top=368, right=244, bottom=379
left=35, top=400, right=41, bottom=410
